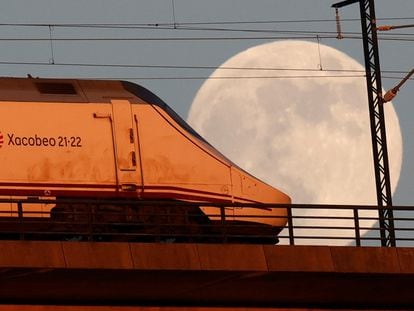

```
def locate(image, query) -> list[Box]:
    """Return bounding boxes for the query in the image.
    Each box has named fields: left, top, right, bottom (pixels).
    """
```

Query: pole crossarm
left=332, top=0, right=359, bottom=8
left=332, top=0, right=396, bottom=247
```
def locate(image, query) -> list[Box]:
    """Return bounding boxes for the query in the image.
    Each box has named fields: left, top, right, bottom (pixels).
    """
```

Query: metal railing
left=0, top=197, right=413, bottom=246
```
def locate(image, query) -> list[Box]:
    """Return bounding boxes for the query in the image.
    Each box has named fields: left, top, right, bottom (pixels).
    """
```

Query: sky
left=0, top=0, right=413, bottom=205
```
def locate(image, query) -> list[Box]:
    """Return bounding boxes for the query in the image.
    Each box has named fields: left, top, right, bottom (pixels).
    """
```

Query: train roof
left=0, top=76, right=208, bottom=145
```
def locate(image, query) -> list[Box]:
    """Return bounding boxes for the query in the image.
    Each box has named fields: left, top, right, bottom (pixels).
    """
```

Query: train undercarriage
left=0, top=199, right=282, bottom=244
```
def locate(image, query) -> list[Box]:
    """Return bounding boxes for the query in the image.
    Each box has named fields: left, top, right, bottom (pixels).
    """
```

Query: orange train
left=0, top=77, right=290, bottom=241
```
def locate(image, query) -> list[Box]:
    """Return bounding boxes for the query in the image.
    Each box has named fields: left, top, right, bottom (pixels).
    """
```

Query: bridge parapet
left=0, top=241, right=413, bottom=309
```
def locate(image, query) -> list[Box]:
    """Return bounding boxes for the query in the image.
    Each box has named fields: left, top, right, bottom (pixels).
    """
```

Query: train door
left=111, top=99, right=142, bottom=193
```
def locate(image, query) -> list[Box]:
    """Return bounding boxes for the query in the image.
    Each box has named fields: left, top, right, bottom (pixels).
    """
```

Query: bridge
left=0, top=198, right=414, bottom=310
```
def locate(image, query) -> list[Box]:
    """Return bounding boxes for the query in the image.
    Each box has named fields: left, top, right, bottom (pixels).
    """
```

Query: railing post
left=17, top=201, right=25, bottom=240
left=87, top=203, right=94, bottom=241
left=287, top=206, right=294, bottom=245
left=220, top=206, right=227, bottom=243
left=353, top=208, right=361, bottom=246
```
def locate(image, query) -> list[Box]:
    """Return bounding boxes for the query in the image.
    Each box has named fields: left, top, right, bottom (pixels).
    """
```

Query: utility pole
left=332, top=0, right=396, bottom=246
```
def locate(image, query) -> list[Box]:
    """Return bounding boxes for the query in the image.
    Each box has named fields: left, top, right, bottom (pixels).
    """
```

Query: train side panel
left=0, top=100, right=140, bottom=197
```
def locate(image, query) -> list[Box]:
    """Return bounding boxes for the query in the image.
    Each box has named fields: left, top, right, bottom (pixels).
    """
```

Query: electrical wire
left=0, top=0, right=411, bottom=85
left=0, top=74, right=408, bottom=81
left=0, top=35, right=343, bottom=41
left=0, top=60, right=411, bottom=77
left=0, top=18, right=411, bottom=80
left=1, top=21, right=414, bottom=38
left=1, top=16, right=414, bottom=43
left=0, top=16, right=413, bottom=28
left=12, top=75, right=366, bottom=80
left=0, top=34, right=413, bottom=42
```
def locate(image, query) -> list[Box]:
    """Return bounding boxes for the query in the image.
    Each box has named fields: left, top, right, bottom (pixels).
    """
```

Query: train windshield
left=122, top=81, right=211, bottom=146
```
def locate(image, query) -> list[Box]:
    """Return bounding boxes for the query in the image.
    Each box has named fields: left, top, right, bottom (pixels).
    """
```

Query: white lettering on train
left=7, top=133, right=82, bottom=147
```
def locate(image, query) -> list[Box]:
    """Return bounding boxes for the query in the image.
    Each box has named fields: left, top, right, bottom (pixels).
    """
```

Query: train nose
left=222, top=165, right=290, bottom=228
left=234, top=182, right=290, bottom=228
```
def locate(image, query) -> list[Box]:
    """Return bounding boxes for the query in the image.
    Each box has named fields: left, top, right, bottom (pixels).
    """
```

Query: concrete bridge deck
left=0, top=241, right=413, bottom=310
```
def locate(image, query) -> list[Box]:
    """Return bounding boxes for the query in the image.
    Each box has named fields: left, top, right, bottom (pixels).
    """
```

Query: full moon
left=187, top=40, right=403, bottom=245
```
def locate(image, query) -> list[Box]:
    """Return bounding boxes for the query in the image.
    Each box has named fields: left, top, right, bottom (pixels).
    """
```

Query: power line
left=1, top=60, right=412, bottom=78
left=0, top=35, right=342, bottom=41
left=1, top=21, right=414, bottom=37
left=2, top=74, right=409, bottom=81
left=30, top=74, right=411, bottom=81
left=1, top=18, right=414, bottom=43
left=0, top=34, right=413, bottom=42
left=0, top=16, right=413, bottom=28
left=1, top=26, right=414, bottom=42
left=171, top=16, right=414, bottom=25
left=18, top=75, right=367, bottom=80
left=1, top=24, right=414, bottom=36
left=0, top=60, right=411, bottom=75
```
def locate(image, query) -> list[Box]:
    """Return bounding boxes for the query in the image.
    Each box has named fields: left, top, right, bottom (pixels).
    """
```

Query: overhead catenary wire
left=1, top=17, right=414, bottom=42
left=9, top=75, right=409, bottom=81
left=12, top=75, right=367, bottom=80
left=0, top=15, right=412, bottom=82
left=0, top=60, right=411, bottom=75
left=0, top=62, right=410, bottom=81
left=2, top=20, right=414, bottom=38
left=0, top=35, right=413, bottom=41
left=0, top=35, right=345, bottom=41
left=0, top=75, right=407, bottom=81
left=0, top=33, right=414, bottom=42
left=0, top=16, right=414, bottom=28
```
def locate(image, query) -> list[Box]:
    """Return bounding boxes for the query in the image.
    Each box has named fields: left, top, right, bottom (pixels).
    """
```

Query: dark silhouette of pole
left=332, top=0, right=396, bottom=247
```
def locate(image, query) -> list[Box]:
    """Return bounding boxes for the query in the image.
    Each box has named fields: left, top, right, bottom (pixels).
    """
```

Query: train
left=0, top=77, right=290, bottom=243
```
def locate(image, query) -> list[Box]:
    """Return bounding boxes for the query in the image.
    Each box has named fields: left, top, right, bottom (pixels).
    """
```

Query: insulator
left=382, top=88, right=397, bottom=103
left=376, top=25, right=393, bottom=31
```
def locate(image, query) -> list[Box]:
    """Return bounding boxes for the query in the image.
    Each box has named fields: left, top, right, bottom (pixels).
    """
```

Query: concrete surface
left=0, top=241, right=413, bottom=310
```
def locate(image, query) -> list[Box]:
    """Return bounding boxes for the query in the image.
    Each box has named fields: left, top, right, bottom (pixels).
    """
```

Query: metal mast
left=332, top=0, right=396, bottom=246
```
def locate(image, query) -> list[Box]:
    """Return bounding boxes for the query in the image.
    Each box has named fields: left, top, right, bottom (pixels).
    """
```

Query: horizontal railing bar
left=1, top=197, right=414, bottom=245
left=1, top=197, right=414, bottom=210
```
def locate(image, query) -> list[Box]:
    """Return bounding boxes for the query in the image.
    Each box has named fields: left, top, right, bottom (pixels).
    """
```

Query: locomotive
left=0, top=77, right=290, bottom=242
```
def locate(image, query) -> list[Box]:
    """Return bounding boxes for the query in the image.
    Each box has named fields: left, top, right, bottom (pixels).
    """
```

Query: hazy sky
left=0, top=0, right=413, bottom=204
